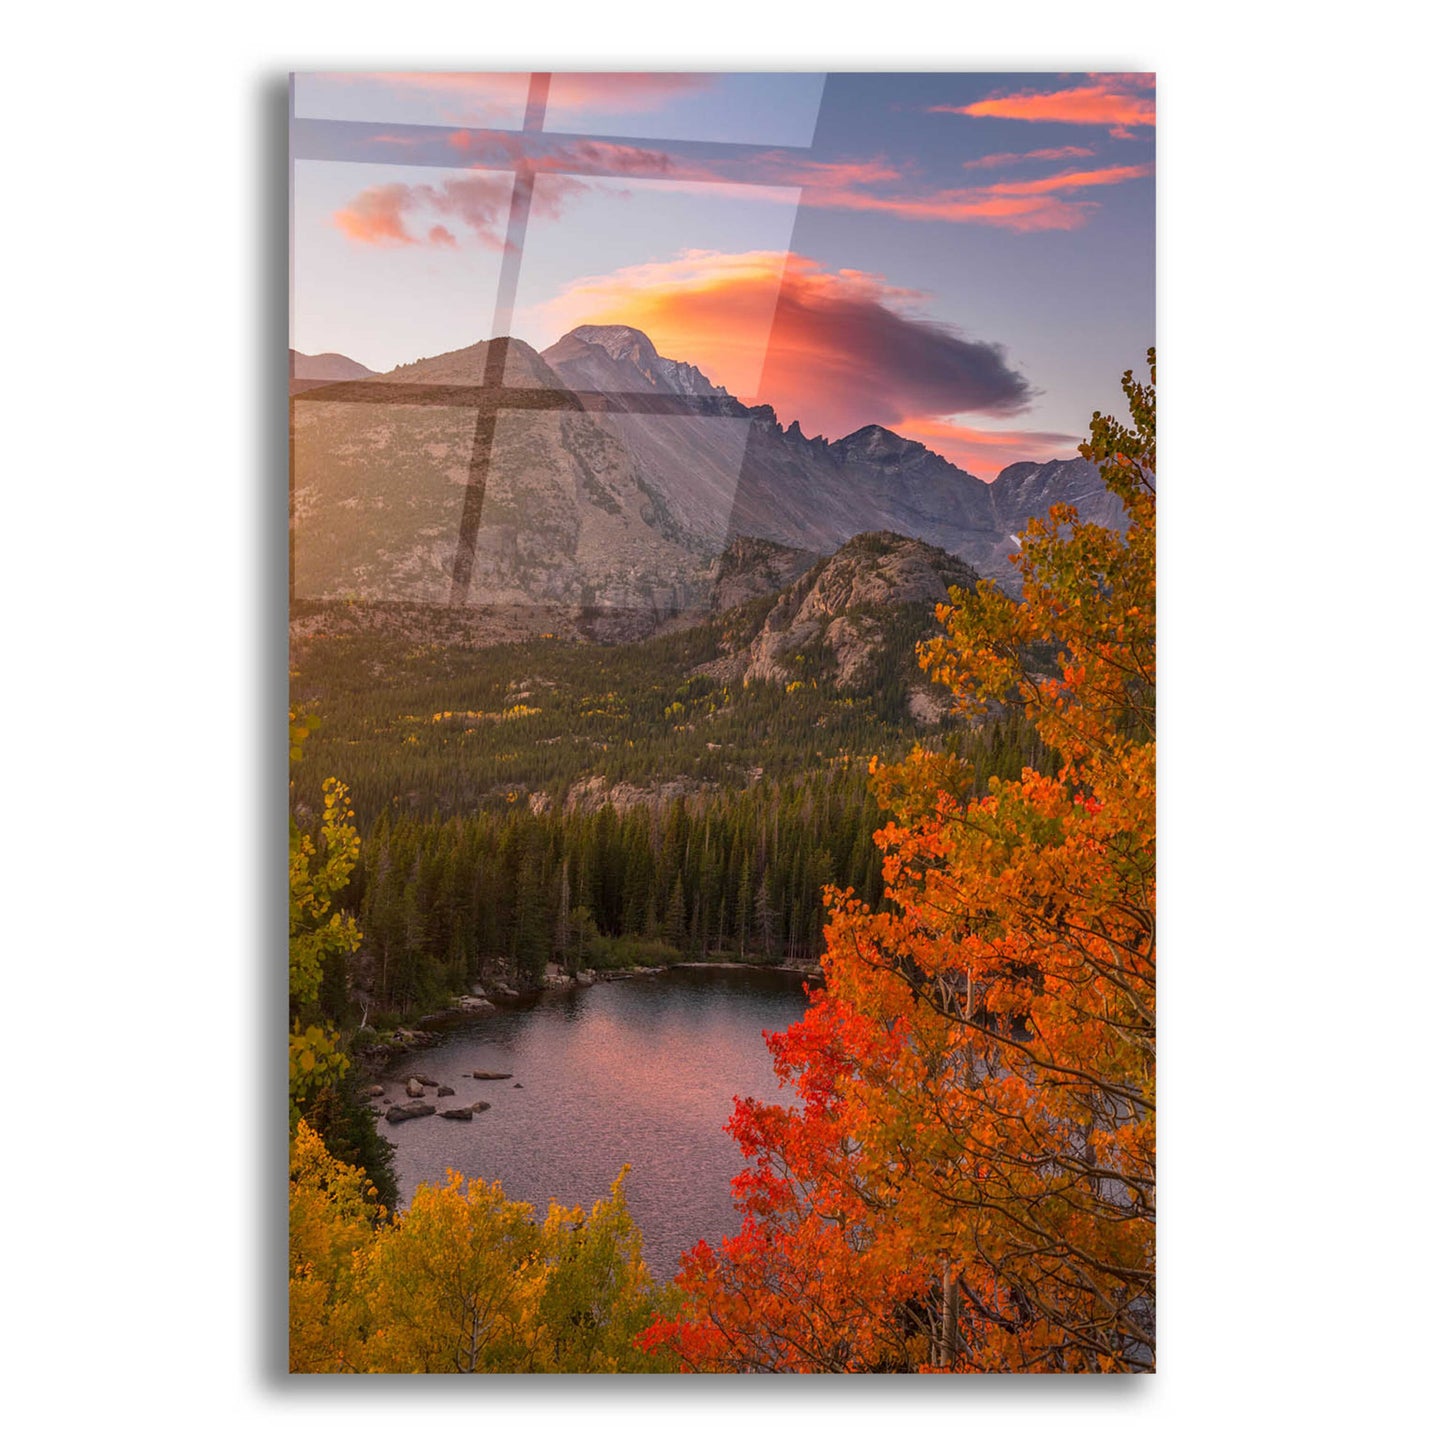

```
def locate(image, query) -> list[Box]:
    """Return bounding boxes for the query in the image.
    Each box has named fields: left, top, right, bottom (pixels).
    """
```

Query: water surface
left=377, top=966, right=810, bottom=1279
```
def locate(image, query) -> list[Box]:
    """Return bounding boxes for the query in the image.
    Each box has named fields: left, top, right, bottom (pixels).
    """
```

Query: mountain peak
left=563, top=324, right=661, bottom=364
left=831, top=424, right=926, bottom=465
left=377, top=335, right=562, bottom=389
left=542, top=326, right=725, bottom=400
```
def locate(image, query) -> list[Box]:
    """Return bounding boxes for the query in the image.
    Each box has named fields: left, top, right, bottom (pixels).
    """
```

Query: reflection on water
left=377, top=967, right=809, bottom=1279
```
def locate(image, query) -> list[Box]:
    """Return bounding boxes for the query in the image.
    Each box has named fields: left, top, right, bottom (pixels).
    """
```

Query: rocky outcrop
left=564, top=774, right=701, bottom=815
left=385, top=1102, right=435, bottom=1124
left=709, top=535, right=818, bottom=613
left=706, top=532, right=977, bottom=699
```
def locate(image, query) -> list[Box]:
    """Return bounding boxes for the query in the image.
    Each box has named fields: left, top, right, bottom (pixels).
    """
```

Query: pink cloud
left=332, top=183, right=419, bottom=246
left=894, top=415, right=1081, bottom=478
left=334, top=139, right=1148, bottom=250
left=332, top=173, right=519, bottom=248
left=544, top=72, right=716, bottom=116
left=315, top=71, right=712, bottom=126
left=934, top=76, right=1156, bottom=129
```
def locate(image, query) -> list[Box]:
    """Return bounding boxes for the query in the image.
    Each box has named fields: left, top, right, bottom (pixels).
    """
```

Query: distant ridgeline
left=289, top=324, right=1121, bottom=633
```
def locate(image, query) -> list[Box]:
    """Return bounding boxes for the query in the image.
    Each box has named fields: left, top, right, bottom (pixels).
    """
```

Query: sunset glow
left=293, top=72, right=1154, bottom=474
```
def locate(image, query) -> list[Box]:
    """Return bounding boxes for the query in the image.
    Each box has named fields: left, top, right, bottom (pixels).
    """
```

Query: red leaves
left=652, top=358, right=1156, bottom=1373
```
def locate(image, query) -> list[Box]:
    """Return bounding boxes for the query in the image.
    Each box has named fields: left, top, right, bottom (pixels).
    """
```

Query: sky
left=291, top=72, right=1154, bottom=479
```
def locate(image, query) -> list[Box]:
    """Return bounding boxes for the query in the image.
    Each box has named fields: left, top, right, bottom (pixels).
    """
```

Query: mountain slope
left=290, top=336, right=711, bottom=633
left=991, top=456, right=1127, bottom=534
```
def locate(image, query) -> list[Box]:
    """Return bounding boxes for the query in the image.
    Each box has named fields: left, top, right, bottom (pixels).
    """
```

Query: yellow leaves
left=290, top=1134, right=668, bottom=1374
left=290, top=762, right=363, bottom=1123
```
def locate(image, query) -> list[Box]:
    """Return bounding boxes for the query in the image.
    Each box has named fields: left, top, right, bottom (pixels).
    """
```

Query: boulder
left=385, top=1102, right=436, bottom=1124
left=417, top=1075, right=440, bottom=1088
left=436, top=1085, right=455, bottom=1097
left=472, top=1070, right=513, bottom=1081
left=440, top=1108, right=475, bottom=1122
left=405, top=1078, right=426, bottom=1098
left=364, top=1084, right=385, bottom=1098
left=471, top=1101, right=491, bottom=1113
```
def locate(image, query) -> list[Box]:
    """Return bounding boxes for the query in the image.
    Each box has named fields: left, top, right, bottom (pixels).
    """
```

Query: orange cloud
left=533, top=251, right=1034, bottom=444
left=796, top=161, right=1151, bottom=232
left=961, top=145, right=1094, bottom=169
left=935, top=76, right=1155, bottom=129
left=894, top=415, right=1081, bottom=479
left=982, top=162, right=1154, bottom=196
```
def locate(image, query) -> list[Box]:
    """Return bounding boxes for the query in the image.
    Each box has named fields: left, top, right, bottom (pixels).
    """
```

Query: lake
left=376, top=966, right=811, bottom=1280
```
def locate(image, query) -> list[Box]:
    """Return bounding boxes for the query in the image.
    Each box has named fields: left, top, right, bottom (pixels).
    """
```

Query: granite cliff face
left=691, top=532, right=978, bottom=725
left=708, top=535, right=818, bottom=613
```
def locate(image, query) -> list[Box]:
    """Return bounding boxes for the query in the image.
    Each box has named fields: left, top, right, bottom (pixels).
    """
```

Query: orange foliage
left=644, top=354, right=1156, bottom=1372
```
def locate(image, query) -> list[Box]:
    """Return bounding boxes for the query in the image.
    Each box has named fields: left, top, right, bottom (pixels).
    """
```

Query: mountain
left=540, top=325, right=1084, bottom=582
left=289, top=349, right=376, bottom=394
left=290, top=325, right=1111, bottom=633
left=991, top=456, right=1127, bottom=535
left=290, top=336, right=713, bottom=637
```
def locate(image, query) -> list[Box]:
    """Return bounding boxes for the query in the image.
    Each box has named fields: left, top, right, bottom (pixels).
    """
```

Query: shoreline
left=358, top=958, right=823, bottom=1072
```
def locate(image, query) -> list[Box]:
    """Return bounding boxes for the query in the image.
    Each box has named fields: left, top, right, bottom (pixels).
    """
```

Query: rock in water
left=385, top=1102, right=436, bottom=1124
left=436, top=1084, right=455, bottom=1097
left=440, top=1107, right=475, bottom=1121
left=472, top=1070, right=513, bottom=1080
left=471, top=1101, right=491, bottom=1113
left=405, top=1078, right=425, bottom=1098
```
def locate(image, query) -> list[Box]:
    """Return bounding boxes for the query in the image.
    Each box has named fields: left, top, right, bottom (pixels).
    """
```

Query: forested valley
left=290, top=553, right=1056, bottom=1023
